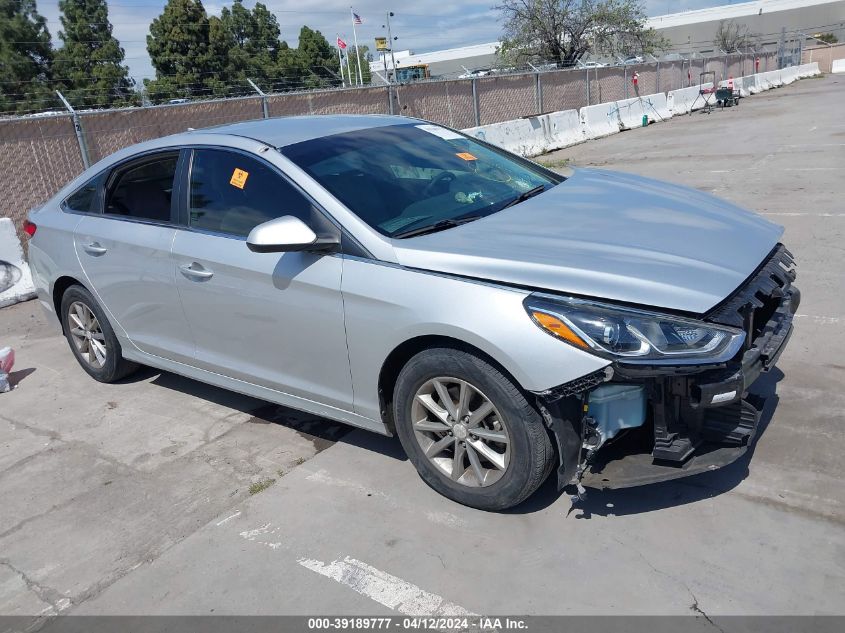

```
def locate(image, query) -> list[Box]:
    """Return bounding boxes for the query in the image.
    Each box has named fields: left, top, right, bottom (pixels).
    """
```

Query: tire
left=393, top=347, right=554, bottom=511
left=60, top=284, right=138, bottom=383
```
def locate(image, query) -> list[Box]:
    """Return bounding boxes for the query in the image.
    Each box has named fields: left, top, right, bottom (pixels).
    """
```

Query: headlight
left=525, top=294, right=745, bottom=363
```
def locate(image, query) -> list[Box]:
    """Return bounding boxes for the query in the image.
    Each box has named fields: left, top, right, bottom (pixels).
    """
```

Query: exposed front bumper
left=537, top=245, right=799, bottom=492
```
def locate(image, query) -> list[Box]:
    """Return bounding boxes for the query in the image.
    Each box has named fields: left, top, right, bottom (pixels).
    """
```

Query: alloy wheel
left=410, top=376, right=510, bottom=487
left=68, top=301, right=107, bottom=369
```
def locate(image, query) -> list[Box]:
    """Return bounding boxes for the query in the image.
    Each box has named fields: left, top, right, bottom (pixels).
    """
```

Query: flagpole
left=345, top=39, right=354, bottom=87
left=350, top=7, right=364, bottom=84
left=337, top=34, right=346, bottom=87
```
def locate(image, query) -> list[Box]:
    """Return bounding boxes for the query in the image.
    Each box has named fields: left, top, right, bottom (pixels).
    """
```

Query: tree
left=0, top=0, right=55, bottom=114
left=495, top=0, right=667, bottom=67
left=216, top=0, right=285, bottom=94
left=273, top=44, right=307, bottom=91
left=145, top=0, right=213, bottom=101
left=345, top=45, right=372, bottom=85
left=206, top=15, right=233, bottom=96
left=297, top=26, right=341, bottom=88
left=53, top=0, right=136, bottom=108
left=713, top=19, right=758, bottom=53
left=814, top=32, right=837, bottom=45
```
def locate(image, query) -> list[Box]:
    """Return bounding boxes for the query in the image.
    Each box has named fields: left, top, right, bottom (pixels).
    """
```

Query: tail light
left=23, top=220, right=37, bottom=237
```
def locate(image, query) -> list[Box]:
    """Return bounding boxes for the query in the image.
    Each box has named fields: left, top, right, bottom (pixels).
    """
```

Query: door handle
left=82, top=242, right=107, bottom=256
left=179, top=262, right=214, bottom=280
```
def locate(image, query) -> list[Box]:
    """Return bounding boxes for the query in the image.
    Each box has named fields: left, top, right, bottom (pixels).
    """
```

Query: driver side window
left=188, top=149, right=314, bottom=238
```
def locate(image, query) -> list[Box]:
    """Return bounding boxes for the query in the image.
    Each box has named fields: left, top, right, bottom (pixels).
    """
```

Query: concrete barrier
left=463, top=118, right=545, bottom=156
left=640, top=93, right=672, bottom=123
left=742, top=75, right=761, bottom=95
left=615, top=97, right=646, bottom=130
left=667, top=83, right=714, bottom=115
left=781, top=66, right=799, bottom=85
left=832, top=58, right=845, bottom=74
left=463, top=109, right=582, bottom=157
left=798, top=62, right=821, bottom=77
left=546, top=109, right=583, bottom=149
left=461, top=64, right=821, bottom=160
left=579, top=102, right=621, bottom=139
left=0, top=218, right=36, bottom=309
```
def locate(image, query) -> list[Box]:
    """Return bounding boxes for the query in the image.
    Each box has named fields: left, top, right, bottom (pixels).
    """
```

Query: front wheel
left=393, top=347, right=554, bottom=511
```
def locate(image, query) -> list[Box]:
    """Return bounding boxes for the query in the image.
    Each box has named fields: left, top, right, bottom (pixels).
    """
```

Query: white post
left=56, top=90, right=90, bottom=169
left=345, top=44, right=354, bottom=86
left=246, top=78, right=268, bottom=118
left=351, top=7, right=364, bottom=85
left=337, top=36, right=346, bottom=87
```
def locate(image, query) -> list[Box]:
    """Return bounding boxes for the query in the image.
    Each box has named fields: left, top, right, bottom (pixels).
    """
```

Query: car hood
left=392, top=168, right=783, bottom=314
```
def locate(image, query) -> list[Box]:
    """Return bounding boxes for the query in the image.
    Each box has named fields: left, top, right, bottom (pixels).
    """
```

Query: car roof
left=195, top=114, right=422, bottom=148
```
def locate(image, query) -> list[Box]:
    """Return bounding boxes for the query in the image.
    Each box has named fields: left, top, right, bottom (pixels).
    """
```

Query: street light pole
left=386, top=12, right=398, bottom=82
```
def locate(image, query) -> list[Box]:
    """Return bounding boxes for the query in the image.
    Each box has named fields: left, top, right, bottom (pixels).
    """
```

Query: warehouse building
left=648, top=0, right=845, bottom=55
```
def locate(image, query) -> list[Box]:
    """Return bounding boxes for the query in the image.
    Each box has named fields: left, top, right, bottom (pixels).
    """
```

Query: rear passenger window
left=105, top=153, right=178, bottom=222
left=188, top=149, right=314, bottom=237
left=64, top=173, right=106, bottom=214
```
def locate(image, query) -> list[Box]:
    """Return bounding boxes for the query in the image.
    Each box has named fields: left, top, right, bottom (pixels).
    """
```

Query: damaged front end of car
left=530, top=245, right=799, bottom=496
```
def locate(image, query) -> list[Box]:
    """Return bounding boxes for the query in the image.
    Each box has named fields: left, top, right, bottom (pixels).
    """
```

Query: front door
left=171, top=148, right=353, bottom=410
left=73, top=150, right=195, bottom=363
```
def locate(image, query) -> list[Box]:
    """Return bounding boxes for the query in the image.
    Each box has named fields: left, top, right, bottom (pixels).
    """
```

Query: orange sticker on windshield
left=455, top=152, right=477, bottom=161
left=230, top=168, right=249, bottom=189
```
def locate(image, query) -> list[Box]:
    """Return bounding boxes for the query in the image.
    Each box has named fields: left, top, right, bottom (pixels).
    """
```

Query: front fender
left=340, top=257, right=610, bottom=421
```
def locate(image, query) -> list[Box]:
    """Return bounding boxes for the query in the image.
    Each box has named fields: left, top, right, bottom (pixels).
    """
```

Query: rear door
left=73, top=150, right=195, bottom=363
left=171, top=147, right=353, bottom=409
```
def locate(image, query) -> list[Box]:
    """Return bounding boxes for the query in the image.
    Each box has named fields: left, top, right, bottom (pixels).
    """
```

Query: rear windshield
left=281, top=123, right=562, bottom=238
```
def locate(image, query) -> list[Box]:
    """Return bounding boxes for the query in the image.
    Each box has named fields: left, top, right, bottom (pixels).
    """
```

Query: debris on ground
left=0, top=346, right=15, bottom=392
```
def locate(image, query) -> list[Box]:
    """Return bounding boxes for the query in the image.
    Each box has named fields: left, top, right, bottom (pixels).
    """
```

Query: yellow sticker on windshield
left=456, top=152, right=477, bottom=161
left=230, top=168, right=249, bottom=189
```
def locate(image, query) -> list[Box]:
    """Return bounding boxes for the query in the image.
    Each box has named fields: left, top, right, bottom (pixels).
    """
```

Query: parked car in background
left=25, top=115, right=798, bottom=510
left=457, top=68, right=493, bottom=79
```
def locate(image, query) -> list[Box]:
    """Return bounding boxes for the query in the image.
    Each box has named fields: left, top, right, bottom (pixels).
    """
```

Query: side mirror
left=246, top=216, right=338, bottom=253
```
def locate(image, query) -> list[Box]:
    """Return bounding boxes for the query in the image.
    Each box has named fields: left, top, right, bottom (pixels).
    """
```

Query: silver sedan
left=25, top=115, right=798, bottom=510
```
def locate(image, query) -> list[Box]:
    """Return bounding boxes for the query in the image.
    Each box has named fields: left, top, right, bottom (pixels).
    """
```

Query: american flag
left=337, top=37, right=347, bottom=50
left=352, top=12, right=363, bottom=25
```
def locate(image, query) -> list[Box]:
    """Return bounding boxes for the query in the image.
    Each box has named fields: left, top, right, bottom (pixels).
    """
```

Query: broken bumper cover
left=536, top=245, right=799, bottom=491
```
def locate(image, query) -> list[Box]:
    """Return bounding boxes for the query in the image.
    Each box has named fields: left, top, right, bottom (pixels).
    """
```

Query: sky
left=37, top=0, right=729, bottom=84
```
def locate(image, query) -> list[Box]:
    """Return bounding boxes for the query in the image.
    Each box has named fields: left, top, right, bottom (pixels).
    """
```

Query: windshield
left=281, top=123, right=563, bottom=238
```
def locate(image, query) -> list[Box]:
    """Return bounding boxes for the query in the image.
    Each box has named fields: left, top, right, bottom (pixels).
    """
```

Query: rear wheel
left=60, top=285, right=138, bottom=383
left=393, top=347, right=554, bottom=511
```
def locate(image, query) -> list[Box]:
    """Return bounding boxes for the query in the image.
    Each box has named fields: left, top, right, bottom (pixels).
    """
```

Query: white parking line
left=305, top=469, right=395, bottom=503
left=297, top=556, right=476, bottom=616
left=216, top=511, right=241, bottom=526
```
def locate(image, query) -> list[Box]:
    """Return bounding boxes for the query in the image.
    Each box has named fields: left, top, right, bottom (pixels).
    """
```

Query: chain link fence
left=82, top=97, right=264, bottom=164
left=392, top=81, right=476, bottom=130
left=0, top=51, right=781, bottom=242
left=1, top=116, right=85, bottom=239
